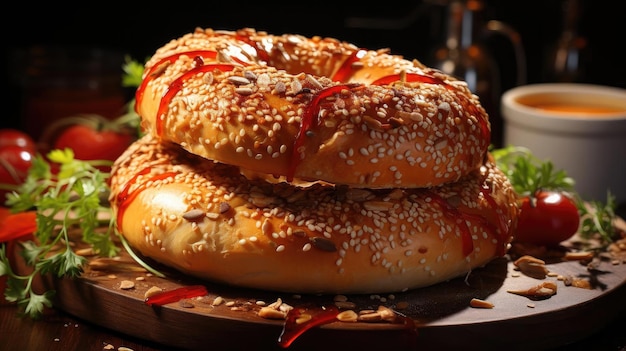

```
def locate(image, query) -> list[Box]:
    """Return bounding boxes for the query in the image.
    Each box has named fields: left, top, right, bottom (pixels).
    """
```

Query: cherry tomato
left=0, top=130, right=36, bottom=204
left=53, top=124, right=134, bottom=165
left=514, top=191, right=580, bottom=247
left=0, top=129, right=37, bottom=153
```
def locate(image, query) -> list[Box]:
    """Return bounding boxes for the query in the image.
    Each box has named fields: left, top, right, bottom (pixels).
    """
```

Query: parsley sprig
left=491, top=145, right=575, bottom=196
left=1, top=149, right=118, bottom=318
left=492, top=145, right=619, bottom=246
left=578, top=194, right=618, bottom=244
left=121, top=55, right=146, bottom=88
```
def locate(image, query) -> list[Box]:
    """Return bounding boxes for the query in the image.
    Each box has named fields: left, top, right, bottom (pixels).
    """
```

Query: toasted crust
left=109, top=135, right=518, bottom=294
left=136, top=27, right=491, bottom=188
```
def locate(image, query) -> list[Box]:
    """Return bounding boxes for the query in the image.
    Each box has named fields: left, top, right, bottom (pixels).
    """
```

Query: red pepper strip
left=278, top=305, right=339, bottom=348
left=155, top=63, right=236, bottom=136
left=114, top=168, right=178, bottom=230
left=480, top=185, right=511, bottom=256
left=372, top=73, right=491, bottom=145
left=134, top=50, right=219, bottom=114
left=0, top=209, right=37, bottom=243
left=371, top=72, right=446, bottom=86
left=425, top=192, right=474, bottom=257
left=287, top=84, right=361, bottom=181
left=144, top=285, right=208, bottom=306
left=331, top=49, right=367, bottom=82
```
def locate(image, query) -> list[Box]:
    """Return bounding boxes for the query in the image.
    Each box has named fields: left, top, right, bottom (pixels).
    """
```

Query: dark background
left=2, top=0, right=624, bottom=143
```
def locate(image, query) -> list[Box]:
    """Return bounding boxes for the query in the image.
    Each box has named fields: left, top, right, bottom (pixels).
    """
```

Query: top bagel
left=136, top=27, right=491, bottom=188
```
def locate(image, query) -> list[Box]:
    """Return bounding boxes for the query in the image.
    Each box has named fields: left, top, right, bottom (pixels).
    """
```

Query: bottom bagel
left=109, top=135, right=519, bottom=294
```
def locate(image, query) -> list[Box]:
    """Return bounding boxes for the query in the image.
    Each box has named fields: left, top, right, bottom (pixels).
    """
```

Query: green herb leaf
left=491, top=145, right=575, bottom=196
left=579, top=192, right=618, bottom=244
left=0, top=150, right=119, bottom=318
left=23, top=290, right=55, bottom=319
left=121, top=55, right=146, bottom=88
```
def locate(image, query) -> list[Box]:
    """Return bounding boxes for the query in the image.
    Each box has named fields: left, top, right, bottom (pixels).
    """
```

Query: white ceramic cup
left=501, top=83, right=626, bottom=205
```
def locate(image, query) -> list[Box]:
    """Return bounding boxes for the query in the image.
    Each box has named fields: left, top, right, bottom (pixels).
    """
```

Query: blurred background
left=1, top=0, right=624, bottom=147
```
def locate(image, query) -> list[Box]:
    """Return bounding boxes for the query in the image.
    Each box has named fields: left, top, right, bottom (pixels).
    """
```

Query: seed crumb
left=144, top=286, right=163, bottom=299
left=469, top=298, right=494, bottom=309
left=102, top=344, right=114, bottom=350
left=336, top=310, right=358, bottom=322
left=212, top=296, right=224, bottom=306
left=258, top=306, right=287, bottom=319
left=119, top=280, right=135, bottom=290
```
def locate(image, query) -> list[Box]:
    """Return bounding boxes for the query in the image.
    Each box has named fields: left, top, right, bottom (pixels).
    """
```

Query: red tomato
left=0, top=129, right=37, bottom=153
left=0, top=146, right=34, bottom=180
left=0, top=130, right=36, bottom=204
left=53, top=124, right=134, bottom=164
left=514, top=191, right=580, bottom=247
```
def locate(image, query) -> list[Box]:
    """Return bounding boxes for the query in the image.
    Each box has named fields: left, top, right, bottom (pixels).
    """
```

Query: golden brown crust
left=109, top=135, right=518, bottom=294
left=136, top=27, right=491, bottom=188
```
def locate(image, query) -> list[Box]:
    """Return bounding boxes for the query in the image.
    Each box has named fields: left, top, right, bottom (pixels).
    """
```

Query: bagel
left=108, top=134, right=518, bottom=294
left=136, top=27, right=491, bottom=188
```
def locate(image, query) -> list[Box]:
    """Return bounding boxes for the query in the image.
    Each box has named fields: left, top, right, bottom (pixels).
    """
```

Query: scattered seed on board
left=144, top=286, right=164, bottom=299
left=212, top=296, right=224, bottom=306
left=336, top=310, right=359, bottom=322
left=469, top=298, right=494, bottom=309
left=119, top=280, right=135, bottom=290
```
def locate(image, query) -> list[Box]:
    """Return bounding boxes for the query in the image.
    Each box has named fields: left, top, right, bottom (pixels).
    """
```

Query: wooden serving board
left=20, top=240, right=626, bottom=351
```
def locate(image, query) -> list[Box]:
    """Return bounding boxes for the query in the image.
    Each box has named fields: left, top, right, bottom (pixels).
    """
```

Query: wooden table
left=1, top=302, right=625, bottom=351
left=0, top=302, right=168, bottom=351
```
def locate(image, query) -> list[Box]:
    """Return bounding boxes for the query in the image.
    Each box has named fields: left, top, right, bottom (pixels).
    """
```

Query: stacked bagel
left=109, top=28, right=519, bottom=294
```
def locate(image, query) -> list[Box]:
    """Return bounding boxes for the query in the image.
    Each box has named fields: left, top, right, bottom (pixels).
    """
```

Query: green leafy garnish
left=118, top=56, right=146, bottom=134
left=491, top=145, right=575, bottom=196
left=578, top=194, right=618, bottom=244
left=121, top=55, right=146, bottom=88
left=1, top=149, right=118, bottom=318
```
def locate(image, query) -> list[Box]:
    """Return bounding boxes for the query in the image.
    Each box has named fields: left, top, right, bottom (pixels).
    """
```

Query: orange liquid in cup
left=531, top=103, right=625, bottom=115
left=516, top=95, right=626, bottom=117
